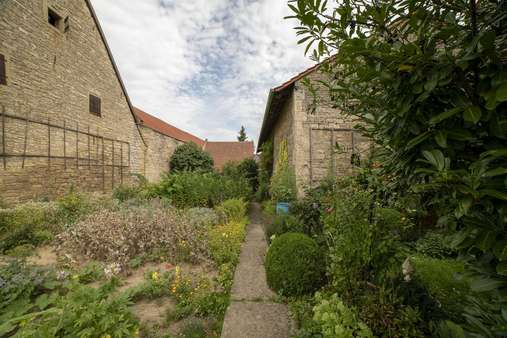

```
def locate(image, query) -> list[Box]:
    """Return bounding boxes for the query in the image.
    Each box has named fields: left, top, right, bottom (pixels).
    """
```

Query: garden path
left=221, top=203, right=291, bottom=338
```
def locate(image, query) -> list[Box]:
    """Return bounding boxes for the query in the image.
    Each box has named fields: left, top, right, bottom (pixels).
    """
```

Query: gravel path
left=221, top=203, right=291, bottom=338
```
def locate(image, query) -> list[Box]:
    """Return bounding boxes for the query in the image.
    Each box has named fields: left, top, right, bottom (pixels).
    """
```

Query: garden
left=258, top=1, right=507, bottom=337
left=0, top=142, right=258, bottom=338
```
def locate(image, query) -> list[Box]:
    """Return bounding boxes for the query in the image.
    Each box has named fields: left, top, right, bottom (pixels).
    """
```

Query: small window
left=89, top=95, right=101, bottom=116
left=0, top=54, right=6, bottom=85
left=48, top=8, right=62, bottom=30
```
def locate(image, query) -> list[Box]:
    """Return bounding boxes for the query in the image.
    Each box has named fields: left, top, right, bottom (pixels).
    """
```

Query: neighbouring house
left=257, top=61, right=371, bottom=194
left=134, top=107, right=205, bottom=181
left=203, top=141, right=255, bottom=170
left=0, top=0, right=254, bottom=203
left=0, top=0, right=148, bottom=203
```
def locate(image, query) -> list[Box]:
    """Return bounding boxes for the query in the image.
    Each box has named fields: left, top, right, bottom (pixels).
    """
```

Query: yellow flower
left=100, top=335, right=111, bottom=338
left=151, top=271, right=160, bottom=281
left=134, top=327, right=140, bottom=337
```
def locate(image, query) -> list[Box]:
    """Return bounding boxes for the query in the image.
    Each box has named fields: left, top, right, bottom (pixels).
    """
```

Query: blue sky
left=90, top=0, right=313, bottom=144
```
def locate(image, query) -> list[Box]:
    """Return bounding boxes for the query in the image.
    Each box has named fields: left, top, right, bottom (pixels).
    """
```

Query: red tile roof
left=203, top=141, right=255, bottom=170
left=133, top=107, right=205, bottom=146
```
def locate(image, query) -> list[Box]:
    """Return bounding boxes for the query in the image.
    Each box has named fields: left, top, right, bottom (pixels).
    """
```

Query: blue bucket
left=276, top=202, right=290, bottom=215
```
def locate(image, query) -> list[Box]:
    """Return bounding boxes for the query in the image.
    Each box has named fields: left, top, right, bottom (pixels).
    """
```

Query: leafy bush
left=56, top=202, right=210, bottom=267
left=312, top=293, right=373, bottom=338
left=324, top=183, right=407, bottom=294
left=411, top=256, right=470, bottom=321
left=415, top=232, right=455, bottom=259
left=256, top=140, right=274, bottom=201
left=169, top=142, right=214, bottom=173
left=215, top=199, right=247, bottom=223
left=208, top=220, right=247, bottom=266
left=0, top=260, right=138, bottom=337
left=186, top=207, right=219, bottom=228
left=265, top=214, right=305, bottom=241
left=155, top=171, right=252, bottom=208
left=265, top=233, right=325, bottom=296
left=0, top=202, right=58, bottom=253
left=238, top=158, right=259, bottom=192
left=112, top=184, right=142, bottom=202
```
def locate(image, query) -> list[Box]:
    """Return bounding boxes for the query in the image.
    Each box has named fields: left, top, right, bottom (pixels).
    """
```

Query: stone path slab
left=221, top=203, right=290, bottom=338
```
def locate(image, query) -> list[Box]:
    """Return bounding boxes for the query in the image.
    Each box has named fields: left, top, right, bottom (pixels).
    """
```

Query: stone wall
left=140, top=126, right=182, bottom=182
left=268, top=68, right=371, bottom=195
left=0, top=0, right=146, bottom=203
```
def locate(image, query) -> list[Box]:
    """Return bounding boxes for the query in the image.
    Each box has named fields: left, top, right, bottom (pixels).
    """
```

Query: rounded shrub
left=169, top=142, right=214, bottom=172
left=265, top=232, right=325, bottom=296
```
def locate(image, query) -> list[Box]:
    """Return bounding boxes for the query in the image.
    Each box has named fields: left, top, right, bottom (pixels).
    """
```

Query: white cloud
left=90, top=0, right=313, bottom=144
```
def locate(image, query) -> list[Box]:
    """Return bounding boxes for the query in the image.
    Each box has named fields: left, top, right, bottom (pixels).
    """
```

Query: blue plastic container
left=276, top=202, right=290, bottom=215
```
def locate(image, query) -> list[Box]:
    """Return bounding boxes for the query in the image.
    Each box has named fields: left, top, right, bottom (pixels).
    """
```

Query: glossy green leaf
left=464, top=106, right=482, bottom=124
left=496, top=83, right=507, bottom=102
left=430, top=108, right=462, bottom=124
left=435, top=130, right=448, bottom=148
left=470, top=277, right=505, bottom=292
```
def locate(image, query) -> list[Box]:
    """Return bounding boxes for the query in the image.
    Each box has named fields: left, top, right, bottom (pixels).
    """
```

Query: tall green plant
left=289, top=1, right=507, bottom=334
left=270, top=139, right=297, bottom=202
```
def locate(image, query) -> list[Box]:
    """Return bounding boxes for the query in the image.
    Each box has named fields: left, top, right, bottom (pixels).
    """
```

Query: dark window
left=89, top=95, right=101, bottom=116
left=48, top=8, right=62, bottom=29
left=0, top=54, right=6, bottom=85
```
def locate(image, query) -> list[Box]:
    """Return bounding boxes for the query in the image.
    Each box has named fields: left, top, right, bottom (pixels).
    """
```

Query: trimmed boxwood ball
left=265, top=232, right=325, bottom=296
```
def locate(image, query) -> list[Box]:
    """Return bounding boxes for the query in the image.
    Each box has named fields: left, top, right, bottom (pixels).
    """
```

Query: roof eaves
left=84, top=0, right=146, bottom=147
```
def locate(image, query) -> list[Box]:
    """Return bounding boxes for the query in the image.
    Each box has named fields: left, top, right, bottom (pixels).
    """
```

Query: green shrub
left=265, top=233, right=325, bottom=296
left=215, top=199, right=247, bottom=223
left=112, top=185, right=142, bottom=202
left=0, top=202, right=58, bottom=253
left=238, top=158, right=259, bottom=192
left=208, top=220, right=247, bottom=265
left=169, top=142, right=214, bottom=172
left=324, top=183, right=406, bottom=293
left=155, top=172, right=251, bottom=208
left=411, top=256, right=470, bottom=321
left=415, top=232, right=455, bottom=259
left=55, top=190, right=92, bottom=224
left=265, top=214, right=305, bottom=241
left=312, top=293, right=373, bottom=338
left=186, top=207, right=219, bottom=228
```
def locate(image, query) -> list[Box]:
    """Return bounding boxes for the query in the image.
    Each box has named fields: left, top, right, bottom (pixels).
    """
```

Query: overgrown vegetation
left=1, top=173, right=250, bottom=337
left=273, top=0, right=507, bottom=336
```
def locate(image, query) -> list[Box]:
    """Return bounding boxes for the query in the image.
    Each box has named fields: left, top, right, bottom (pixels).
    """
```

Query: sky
left=90, top=0, right=313, bottom=145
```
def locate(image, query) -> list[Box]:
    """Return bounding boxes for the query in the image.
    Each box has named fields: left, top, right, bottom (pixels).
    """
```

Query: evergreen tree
left=237, top=126, right=247, bottom=142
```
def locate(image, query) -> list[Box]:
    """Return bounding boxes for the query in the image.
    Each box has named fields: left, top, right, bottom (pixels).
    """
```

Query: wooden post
left=22, top=112, right=29, bottom=169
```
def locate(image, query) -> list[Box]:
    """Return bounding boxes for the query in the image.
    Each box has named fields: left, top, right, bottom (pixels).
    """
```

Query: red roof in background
left=133, top=107, right=205, bottom=146
left=203, top=141, right=255, bottom=170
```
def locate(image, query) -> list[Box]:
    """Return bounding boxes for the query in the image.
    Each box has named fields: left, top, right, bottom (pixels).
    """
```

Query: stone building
left=0, top=0, right=256, bottom=203
left=134, top=107, right=205, bottom=181
left=257, top=62, right=371, bottom=193
left=0, top=0, right=149, bottom=203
